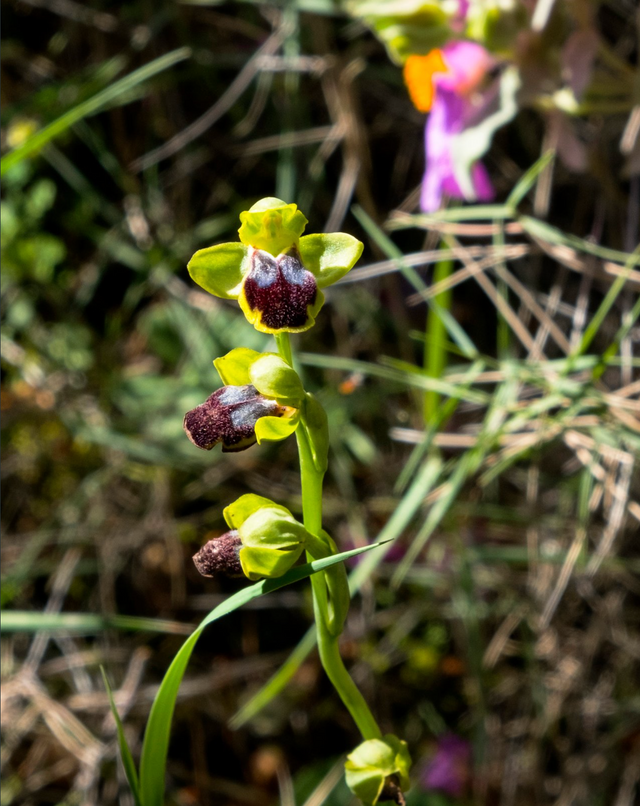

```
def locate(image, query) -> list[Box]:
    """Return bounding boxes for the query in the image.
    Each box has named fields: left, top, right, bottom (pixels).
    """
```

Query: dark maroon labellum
left=243, top=246, right=317, bottom=330
left=183, top=384, right=285, bottom=452
left=193, top=531, right=244, bottom=578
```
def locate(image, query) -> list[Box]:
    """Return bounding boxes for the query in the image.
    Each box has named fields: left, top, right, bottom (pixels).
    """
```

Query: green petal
left=255, top=412, right=300, bottom=444
left=246, top=197, right=288, bottom=213
left=250, top=354, right=304, bottom=403
left=238, top=198, right=308, bottom=256
left=298, top=233, right=364, bottom=288
left=187, top=242, right=249, bottom=299
left=239, top=507, right=308, bottom=550
left=214, top=347, right=263, bottom=386
left=239, top=545, right=303, bottom=581
left=223, top=493, right=276, bottom=530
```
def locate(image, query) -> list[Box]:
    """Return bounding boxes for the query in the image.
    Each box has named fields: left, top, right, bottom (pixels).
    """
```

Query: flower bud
left=345, top=735, right=412, bottom=806
left=183, top=384, right=291, bottom=453
left=223, top=494, right=326, bottom=582
left=193, top=531, right=244, bottom=578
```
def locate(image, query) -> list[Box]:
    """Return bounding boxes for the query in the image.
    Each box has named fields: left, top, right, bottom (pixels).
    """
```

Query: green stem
left=423, top=243, right=452, bottom=423
left=275, top=332, right=294, bottom=367
left=276, top=332, right=381, bottom=741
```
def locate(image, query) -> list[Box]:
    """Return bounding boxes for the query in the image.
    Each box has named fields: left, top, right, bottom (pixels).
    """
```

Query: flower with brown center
left=183, top=347, right=304, bottom=454
left=184, top=385, right=292, bottom=453
left=186, top=198, right=363, bottom=334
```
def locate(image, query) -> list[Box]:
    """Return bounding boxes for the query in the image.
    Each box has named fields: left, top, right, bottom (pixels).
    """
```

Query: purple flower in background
left=404, top=41, right=496, bottom=213
left=420, top=734, right=471, bottom=799
left=421, top=81, right=495, bottom=213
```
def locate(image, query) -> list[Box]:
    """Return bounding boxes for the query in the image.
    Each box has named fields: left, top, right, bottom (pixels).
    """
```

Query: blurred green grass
left=2, top=2, right=639, bottom=806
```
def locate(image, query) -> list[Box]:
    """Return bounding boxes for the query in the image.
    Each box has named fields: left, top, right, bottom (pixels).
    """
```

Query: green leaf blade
left=101, top=668, right=143, bottom=806
left=1, top=47, right=191, bottom=176
left=137, top=543, right=386, bottom=806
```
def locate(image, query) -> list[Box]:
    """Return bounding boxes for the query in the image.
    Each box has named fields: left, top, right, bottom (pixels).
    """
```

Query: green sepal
left=238, top=198, right=308, bottom=257
left=223, top=494, right=276, bottom=530
left=239, top=507, right=309, bottom=550
left=214, top=347, right=263, bottom=386
left=250, top=354, right=305, bottom=403
left=187, top=242, right=249, bottom=299
left=298, top=233, right=364, bottom=288
left=255, top=412, right=300, bottom=444
left=345, top=735, right=412, bottom=806
left=344, top=766, right=384, bottom=806
left=302, top=393, right=329, bottom=474
left=239, top=544, right=304, bottom=581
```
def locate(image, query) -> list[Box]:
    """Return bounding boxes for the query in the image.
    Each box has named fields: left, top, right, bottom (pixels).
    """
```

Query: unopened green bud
left=223, top=494, right=315, bottom=581
left=345, top=735, right=411, bottom=806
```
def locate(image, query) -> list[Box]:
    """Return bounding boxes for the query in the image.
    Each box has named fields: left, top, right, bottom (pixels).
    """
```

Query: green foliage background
left=2, top=2, right=639, bottom=806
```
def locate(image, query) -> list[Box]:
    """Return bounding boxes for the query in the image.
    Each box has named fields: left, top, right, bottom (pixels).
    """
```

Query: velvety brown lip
left=183, top=384, right=284, bottom=452
left=193, top=530, right=244, bottom=578
left=243, top=247, right=317, bottom=330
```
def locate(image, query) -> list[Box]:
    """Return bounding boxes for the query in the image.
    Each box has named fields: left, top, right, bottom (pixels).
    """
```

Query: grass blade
left=101, top=668, right=143, bottom=806
left=1, top=47, right=191, bottom=176
left=350, top=454, right=444, bottom=591
left=571, top=250, right=640, bottom=359
left=352, top=205, right=479, bottom=359
left=506, top=150, right=555, bottom=209
left=389, top=205, right=513, bottom=224
left=520, top=216, right=640, bottom=266
left=0, top=612, right=192, bottom=635
left=228, top=453, right=443, bottom=729
left=424, top=245, right=453, bottom=422
left=299, top=352, right=489, bottom=405
left=391, top=377, right=518, bottom=586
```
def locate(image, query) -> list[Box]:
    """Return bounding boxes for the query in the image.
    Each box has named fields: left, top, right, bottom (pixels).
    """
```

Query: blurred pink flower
left=405, top=41, right=496, bottom=213
left=420, top=733, right=471, bottom=798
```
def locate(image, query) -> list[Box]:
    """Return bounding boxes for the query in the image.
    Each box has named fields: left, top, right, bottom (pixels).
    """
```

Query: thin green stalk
left=424, top=244, right=453, bottom=422
left=276, top=332, right=381, bottom=741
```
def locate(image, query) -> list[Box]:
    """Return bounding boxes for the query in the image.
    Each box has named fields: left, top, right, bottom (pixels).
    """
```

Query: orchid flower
left=404, top=40, right=496, bottom=212
left=187, top=198, right=363, bottom=334
left=183, top=348, right=303, bottom=453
